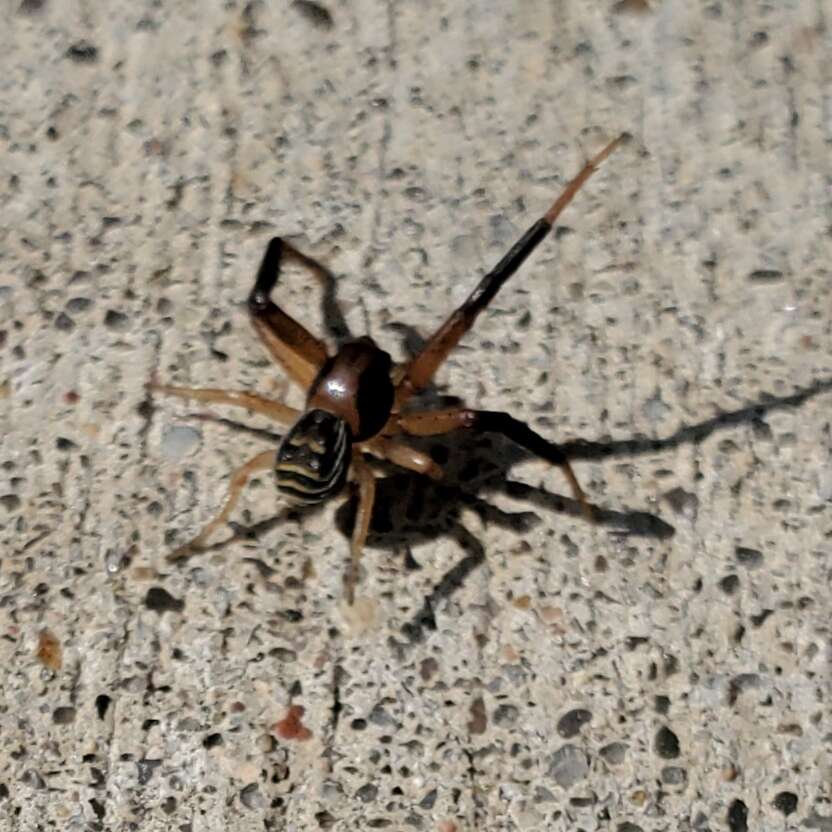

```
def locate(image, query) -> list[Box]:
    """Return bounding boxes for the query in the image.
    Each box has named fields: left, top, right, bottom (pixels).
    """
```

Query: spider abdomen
left=275, top=409, right=350, bottom=504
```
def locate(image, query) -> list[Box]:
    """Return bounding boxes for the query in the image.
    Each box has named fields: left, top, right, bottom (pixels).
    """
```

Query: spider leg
left=248, top=237, right=331, bottom=389
left=148, top=384, right=299, bottom=425
left=394, top=134, right=624, bottom=408
left=361, top=435, right=444, bottom=480
left=167, top=449, right=276, bottom=561
left=344, top=451, right=377, bottom=604
left=393, top=408, right=593, bottom=521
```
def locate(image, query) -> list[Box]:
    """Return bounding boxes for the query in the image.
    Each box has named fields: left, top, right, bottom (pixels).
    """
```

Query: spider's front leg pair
left=150, top=134, right=623, bottom=601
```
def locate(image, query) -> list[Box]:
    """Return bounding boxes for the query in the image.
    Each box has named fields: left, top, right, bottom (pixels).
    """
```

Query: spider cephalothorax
left=306, top=337, right=394, bottom=442
left=150, top=134, right=624, bottom=602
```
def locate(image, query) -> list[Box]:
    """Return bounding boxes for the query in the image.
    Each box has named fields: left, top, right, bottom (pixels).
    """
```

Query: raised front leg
left=394, top=135, right=624, bottom=408
left=393, top=408, right=593, bottom=520
left=248, top=237, right=330, bottom=389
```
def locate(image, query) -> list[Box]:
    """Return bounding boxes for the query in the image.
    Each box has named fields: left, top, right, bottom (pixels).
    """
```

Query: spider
left=149, top=134, right=624, bottom=603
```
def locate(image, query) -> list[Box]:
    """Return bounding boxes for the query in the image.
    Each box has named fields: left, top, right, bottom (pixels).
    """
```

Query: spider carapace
left=150, top=134, right=625, bottom=602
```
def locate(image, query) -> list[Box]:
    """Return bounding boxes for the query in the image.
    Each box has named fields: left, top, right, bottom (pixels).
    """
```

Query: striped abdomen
left=275, top=409, right=351, bottom=505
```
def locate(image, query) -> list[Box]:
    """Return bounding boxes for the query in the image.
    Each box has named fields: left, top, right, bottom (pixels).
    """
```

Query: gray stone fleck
left=599, top=742, right=628, bottom=765
left=136, top=758, right=161, bottom=785
left=557, top=708, right=593, bottom=738
left=160, top=424, right=202, bottom=461
left=240, top=783, right=266, bottom=810
left=547, top=744, right=589, bottom=788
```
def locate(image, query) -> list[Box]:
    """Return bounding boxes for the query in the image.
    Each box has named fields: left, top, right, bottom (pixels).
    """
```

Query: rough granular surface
left=1, top=1, right=830, bottom=830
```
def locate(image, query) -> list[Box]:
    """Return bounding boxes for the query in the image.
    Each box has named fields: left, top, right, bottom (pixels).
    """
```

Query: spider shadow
left=286, top=243, right=353, bottom=347
left=338, top=369, right=832, bottom=645
left=332, top=428, right=673, bottom=645
left=558, top=377, right=832, bottom=462
left=198, top=412, right=674, bottom=645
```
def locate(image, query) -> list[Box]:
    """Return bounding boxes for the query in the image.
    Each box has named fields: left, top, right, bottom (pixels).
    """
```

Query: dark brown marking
left=307, top=337, right=393, bottom=441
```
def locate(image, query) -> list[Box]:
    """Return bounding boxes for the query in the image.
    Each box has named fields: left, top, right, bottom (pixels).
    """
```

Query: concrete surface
left=1, top=0, right=831, bottom=830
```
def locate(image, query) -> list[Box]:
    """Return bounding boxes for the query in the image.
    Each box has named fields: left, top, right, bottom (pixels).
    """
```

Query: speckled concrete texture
left=2, top=1, right=831, bottom=830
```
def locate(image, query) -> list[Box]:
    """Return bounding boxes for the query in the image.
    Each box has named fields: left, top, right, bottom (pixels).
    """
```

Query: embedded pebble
left=654, top=726, right=681, bottom=759
left=773, top=792, right=798, bottom=816
left=599, top=742, right=628, bottom=765
left=556, top=708, right=592, bottom=738
left=547, top=745, right=589, bottom=788
left=160, top=424, right=202, bottom=461
left=144, top=587, right=184, bottom=614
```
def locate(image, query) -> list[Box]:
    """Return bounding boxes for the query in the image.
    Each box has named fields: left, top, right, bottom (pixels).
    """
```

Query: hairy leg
left=393, top=408, right=593, bottom=520
left=361, top=435, right=444, bottom=481
left=148, top=383, right=299, bottom=424
left=344, top=452, right=377, bottom=604
left=248, top=237, right=330, bottom=389
left=167, top=449, right=276, bottom=561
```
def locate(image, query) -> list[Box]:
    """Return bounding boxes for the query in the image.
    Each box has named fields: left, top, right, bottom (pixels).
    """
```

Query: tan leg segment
left=344, top=452, right=377, bottom=604
left=148, top=384, right=299, bottom=425
left=394, top=408, right=593, bottom=521
left=388, top=408, right=476, bottom=436
left=167, top=449, right=276, bottom=561
left=250, top=315, right=328, bottom=391
left=362, top=435, right=444, bottom=481
left=542, top=134, right=624, bottom=225
left=248, top=237, right=330, bottom=390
